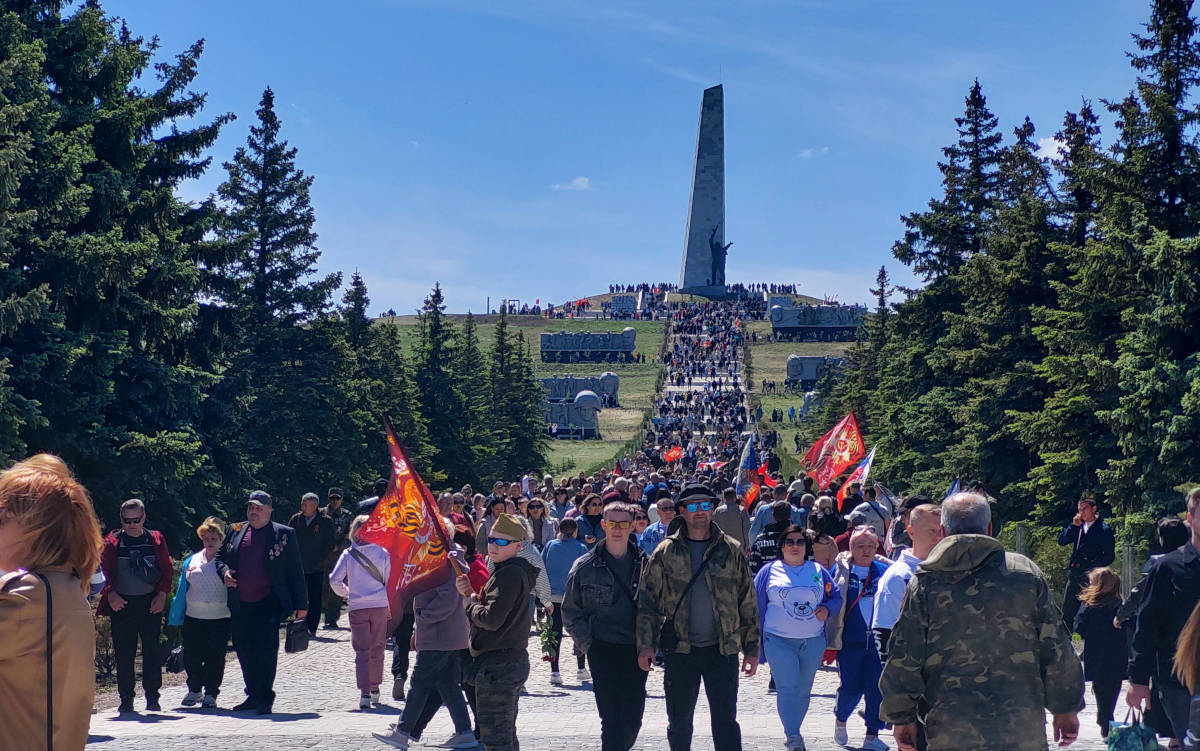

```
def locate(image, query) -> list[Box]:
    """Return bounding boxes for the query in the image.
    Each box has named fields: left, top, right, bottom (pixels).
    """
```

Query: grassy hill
left=744, top=319, right=852, bottom=478
left=378, top=314, right=669, bottom=478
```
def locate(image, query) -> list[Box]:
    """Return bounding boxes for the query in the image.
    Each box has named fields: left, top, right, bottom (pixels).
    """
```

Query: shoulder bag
left=32, top=573, right=53, bottom=751
left=348, top=546, right=385, bottom=586
left=659, top=548, right=713, bottom=654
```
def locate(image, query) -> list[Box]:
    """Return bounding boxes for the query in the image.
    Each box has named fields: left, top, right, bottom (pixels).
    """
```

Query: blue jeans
left=835, top=641, right=883, bottom=734
left=763, top=631, right=826, bottom=738
left=398, top=650, right=473, bottom=736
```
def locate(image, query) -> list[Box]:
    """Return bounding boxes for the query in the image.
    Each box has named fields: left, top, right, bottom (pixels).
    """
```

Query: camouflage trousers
left=464, top=649, right=529, bottom=751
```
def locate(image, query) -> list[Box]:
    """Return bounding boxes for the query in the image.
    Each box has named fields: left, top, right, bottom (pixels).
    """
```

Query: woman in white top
left=753, top=526, right=843, bottom=751
left=167, top=516, right=231, bottom=708
left=329, top=515, right=392, bottom=708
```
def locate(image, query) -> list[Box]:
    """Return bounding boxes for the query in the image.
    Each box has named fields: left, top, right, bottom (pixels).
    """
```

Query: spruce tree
left=413, top=283, right=474, bottom=485
left=456, top=312, right=499, bottom=480
left=0, top=5, right=231, bottom=540
left=208, top=87, right=352, bottom=512
left=343, top=270, right=371, bottom=349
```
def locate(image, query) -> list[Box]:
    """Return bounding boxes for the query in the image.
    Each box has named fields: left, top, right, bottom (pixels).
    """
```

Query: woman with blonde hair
left=1075, top=567, right=1125, bottom=738
left=168, top=516, right=231, bottom=708
left=1173, top=600, right=1200, bottom=749
left=0, top=453, right=103, bottom=750
left=330, top=514, right=392, bottom=708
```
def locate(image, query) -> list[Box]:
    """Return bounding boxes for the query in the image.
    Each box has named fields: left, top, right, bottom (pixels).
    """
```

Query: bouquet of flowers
left=539, top=619, right=560, bottom=662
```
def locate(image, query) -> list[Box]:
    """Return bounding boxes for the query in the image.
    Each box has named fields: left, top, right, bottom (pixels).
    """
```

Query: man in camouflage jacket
left=879, top=492, right=1083, bottom=751
left=636, top=484, right=760, bottom=751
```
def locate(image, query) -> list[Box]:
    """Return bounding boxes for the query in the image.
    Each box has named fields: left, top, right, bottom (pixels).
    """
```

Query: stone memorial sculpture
left=544, top=390, right=603, bottom=439
left=708, top=224, right=732, bottom=288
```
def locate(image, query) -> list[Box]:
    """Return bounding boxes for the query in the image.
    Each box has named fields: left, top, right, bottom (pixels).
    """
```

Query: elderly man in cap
left=637, top=483, right=760, bottom=751
left=215, top=491, right=308, bottom=715
left=880, top=492, right=1083, bottom=751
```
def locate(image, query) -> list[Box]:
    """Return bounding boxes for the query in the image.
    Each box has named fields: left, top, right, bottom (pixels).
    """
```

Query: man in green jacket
left=636, top=484, right=760, bottom=751
left=879, top=492, right=1084, bottom=751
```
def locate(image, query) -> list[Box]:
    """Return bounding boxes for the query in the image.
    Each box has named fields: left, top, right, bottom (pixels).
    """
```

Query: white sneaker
left=438, top=731, right=479, bottom=748
left=834, top=722, right=848, bottom=746
left=370, top=690, right=381, bottom=706
left=549, top=671, right=563, bottom=685
left=577, top=667, right=592, bottom=683
left=201, top=695, right=217, bottom=709
left=360, top=694, right=372, bottom=709
left=181, top=691, right=202, bottom=707
left=372, top=728, right=412, bottom=750
left=861, top=737, right=889, bottom=751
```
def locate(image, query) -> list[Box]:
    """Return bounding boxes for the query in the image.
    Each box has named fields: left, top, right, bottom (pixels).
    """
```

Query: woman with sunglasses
left=0, top=454, right=103, bottom=750
left=548, top=488, right=573, bottom=520
left=574, top=494, right=607, bottom=548
left=523, top=498, right=558, bottom=552
left=753, top=525, right=842, bottom=751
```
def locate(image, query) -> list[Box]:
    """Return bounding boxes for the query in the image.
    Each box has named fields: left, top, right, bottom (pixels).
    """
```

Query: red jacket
left=96, top=529, right=173, bottom=616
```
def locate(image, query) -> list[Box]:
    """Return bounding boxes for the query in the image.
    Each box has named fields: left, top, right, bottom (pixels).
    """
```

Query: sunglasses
left=601, top=519, right=633, bottom=530
left=782, top=537, right=807, bottom=547
left=487, top=537, right=517, bottom=547
left=121, top=516, right=144, bottom=525
left=528, top=505, right=544, bottom=511
left=681, top=501, right=714, bottom=512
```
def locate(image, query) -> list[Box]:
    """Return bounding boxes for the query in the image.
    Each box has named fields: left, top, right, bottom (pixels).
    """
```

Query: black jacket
left=215, top=521, right=308, bottom=615
left=1128, top=542, right=1200, bottom=686
left=287, top=512, right=334, bottom=574
left=1057, top=519, right=1115, bottom=578
left=562, top=543, right=646, bottom=653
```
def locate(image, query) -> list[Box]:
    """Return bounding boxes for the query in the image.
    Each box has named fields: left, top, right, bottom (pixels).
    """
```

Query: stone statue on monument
left=709, top=224, right=732, bottom=288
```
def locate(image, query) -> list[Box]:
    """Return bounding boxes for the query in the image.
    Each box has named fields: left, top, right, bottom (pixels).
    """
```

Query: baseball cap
left=248, top=490, right=272, bottom=506
left=327, top=487, right=343, bottom=498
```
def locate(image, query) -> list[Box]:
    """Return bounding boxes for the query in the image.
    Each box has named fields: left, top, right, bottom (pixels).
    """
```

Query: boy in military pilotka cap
left=456, top=514, right=538, bottom=751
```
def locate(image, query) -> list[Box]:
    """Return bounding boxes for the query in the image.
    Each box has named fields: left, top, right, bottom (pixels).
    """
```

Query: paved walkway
left=88, top=626, right=1113, bottom=750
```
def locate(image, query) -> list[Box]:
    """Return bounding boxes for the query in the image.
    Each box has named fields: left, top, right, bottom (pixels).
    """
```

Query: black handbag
left=284, top=618, right=310, bottom=653
left=659, top=550, right=713, bottom=654
left=165, top=645, right=185, bottom=673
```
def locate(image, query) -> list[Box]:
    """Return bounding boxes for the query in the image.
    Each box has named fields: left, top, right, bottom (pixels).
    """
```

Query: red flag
left=358, top=419, right=454, bottom=623
left=802, top=422, right=840, bottom=467
left=836, top=446, right=876, bottom=512
left=808, top=413, right=866, bottom=491
left=744, top=482, right=759, bottom=509
left=612, top=461, right=623, bottom=476
left=762, top=472, right=779, bottom=489
left=664, top=446, right=683, bottom=463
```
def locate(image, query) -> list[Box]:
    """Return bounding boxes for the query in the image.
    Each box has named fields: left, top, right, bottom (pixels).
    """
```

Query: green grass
left=745, top=319, right=851, bottom=468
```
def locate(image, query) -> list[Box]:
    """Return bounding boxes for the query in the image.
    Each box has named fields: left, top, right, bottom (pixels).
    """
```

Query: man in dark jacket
left=563, top=501, right=648, bottom=751
left=1126, top=488, right=1200, bottom=741
left=215, top=490, right=308, bottom=715
left=320, top=487, right=355, bottom=629
left=456, top=514, right=537, bottom=751
left=1057, top=496, right=1115, bottom=632
left=288, top=492, right=333, bottom=636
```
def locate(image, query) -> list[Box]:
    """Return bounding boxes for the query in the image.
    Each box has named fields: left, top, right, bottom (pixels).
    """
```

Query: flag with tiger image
left=357, top=418, right=453, bottom=623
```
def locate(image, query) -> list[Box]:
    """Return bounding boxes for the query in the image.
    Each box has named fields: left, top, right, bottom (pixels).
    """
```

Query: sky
left=108, top=0, right=1150, bottom=314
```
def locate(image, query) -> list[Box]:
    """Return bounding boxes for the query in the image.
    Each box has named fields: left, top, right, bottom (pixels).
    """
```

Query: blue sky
left=110, top=0, right=1149, bottom=313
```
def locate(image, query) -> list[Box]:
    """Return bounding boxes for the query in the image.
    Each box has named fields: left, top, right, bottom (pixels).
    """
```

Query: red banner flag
left=358, top=420, right=453, bottom=622
left=744, top=482, right=759, bottom=509
left=612, top=461, right=623, bottom=477
left=808, top=412, right=866, bottom=491
left=836, top=446, right=876, bottom=512
left=664, top=446, right=683, bottom=463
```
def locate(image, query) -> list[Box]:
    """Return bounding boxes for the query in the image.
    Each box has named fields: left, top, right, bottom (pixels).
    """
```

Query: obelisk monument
left=679, top=84, right=728, bottom=297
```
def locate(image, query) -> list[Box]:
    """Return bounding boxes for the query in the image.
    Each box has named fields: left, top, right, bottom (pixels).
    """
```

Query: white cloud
left=798, top=146, right=830, bottom=159
left=1036, top=136, right=1066, bottom=161
left=551, top=176, right=591, bottom=191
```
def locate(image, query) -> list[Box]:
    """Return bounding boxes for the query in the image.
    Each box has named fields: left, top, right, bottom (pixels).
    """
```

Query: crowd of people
left=6, top=296, right=1200, bottom=751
